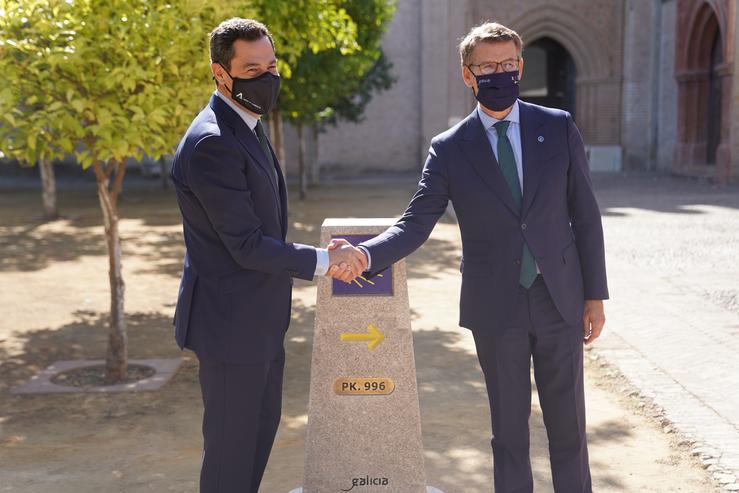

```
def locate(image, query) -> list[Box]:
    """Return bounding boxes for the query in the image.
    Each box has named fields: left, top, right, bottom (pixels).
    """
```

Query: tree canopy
left=0, top=0, right=359, bottom=168
left=278, top=0, right=396, bottom=127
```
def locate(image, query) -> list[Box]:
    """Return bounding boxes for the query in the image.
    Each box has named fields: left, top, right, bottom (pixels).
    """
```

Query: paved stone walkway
left=591, top=174, right=739, bottom=491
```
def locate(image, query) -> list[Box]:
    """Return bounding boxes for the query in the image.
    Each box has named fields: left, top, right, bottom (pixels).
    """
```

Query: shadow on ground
left=0, top=311, right=181, bottom=394
left=593, top=173, right=739, bottom=215
left=0, top=178, right=717, bottom=493
left=0, top=187, right=183, bottom=273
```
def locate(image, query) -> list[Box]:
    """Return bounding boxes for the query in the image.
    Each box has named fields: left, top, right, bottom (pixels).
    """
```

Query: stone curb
left=11, top=358, right=182, bottom=394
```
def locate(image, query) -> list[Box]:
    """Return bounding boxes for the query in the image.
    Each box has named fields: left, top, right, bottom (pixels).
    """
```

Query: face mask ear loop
left=465, top=65, right=479, bottom=98
left=217, top=63, right=234, bottom=95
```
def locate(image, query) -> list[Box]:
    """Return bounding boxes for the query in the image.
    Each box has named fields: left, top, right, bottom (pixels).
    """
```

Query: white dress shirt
left=215, top=90, right=329, bottom=277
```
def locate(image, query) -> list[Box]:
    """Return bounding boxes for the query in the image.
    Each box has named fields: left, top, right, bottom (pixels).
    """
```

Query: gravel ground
left=0, top=174, right=729, bottom=492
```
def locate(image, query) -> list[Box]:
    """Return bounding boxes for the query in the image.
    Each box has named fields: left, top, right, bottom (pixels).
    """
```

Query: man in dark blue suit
left=170, top=18, right=367, bottom=493
left=358, top=22, right=608, bottom=493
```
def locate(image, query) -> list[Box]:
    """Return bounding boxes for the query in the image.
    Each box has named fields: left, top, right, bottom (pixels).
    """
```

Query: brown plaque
left=333, top=377, right=395, bottom=396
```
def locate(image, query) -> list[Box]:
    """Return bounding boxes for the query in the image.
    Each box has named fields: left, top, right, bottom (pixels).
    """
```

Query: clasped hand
left=325, top=239, right=369, bottom=283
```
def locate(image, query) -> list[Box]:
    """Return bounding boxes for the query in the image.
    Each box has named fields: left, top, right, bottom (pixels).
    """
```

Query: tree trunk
left=268, top=109, right=286, bottom=175
left=93, top=160, right=128, bottom=382
left=159, top=156, right=168, bottom=189
left=38, top=158, right=58, bottom=220
left=309, top=123, right=320, bottom=186
left=298, top=123, right=308, bottom=200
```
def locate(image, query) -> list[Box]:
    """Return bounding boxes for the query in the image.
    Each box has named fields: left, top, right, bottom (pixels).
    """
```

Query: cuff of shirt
left=314, top=248, right=330, bottom=278
left=357, top=246, right=372, bottom=272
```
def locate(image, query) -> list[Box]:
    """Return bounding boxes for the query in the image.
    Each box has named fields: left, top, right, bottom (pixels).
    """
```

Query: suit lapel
left=519, top=101, right=546, bottom=218
left=210, top=95, right=281, bottom=200
left=459, top=109, right=519, bottom=217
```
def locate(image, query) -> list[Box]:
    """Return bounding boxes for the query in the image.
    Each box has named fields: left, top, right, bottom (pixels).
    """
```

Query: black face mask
left=220, top=63, right=280, bottom=115
left=470, top=69, right=520, bottom=112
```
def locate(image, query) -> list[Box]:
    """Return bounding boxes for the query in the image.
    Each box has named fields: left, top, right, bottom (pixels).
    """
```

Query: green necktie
left=493, top=120, right=537, bottom=289
left=255, top=120, right=278, bottom=184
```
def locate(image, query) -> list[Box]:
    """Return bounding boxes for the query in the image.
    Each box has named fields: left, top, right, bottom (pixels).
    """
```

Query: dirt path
left=0, top=181, right=718, bottom=492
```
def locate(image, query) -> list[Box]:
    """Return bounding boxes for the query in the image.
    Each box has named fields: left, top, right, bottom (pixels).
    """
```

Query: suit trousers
left=196, top=349, right=285, bottom=493
left=472, top=276, right=591, bottom=493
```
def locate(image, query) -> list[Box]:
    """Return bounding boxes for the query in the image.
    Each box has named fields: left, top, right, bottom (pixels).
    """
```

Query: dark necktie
left=254, top=120, right=279, bottom=185
left=493, top=120, right=537, bottom=289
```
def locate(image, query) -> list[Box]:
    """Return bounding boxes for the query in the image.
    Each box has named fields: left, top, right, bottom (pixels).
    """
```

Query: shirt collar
left=215, top=90, right=259, bottom=132
left=477, top=100, right=520, bottom=130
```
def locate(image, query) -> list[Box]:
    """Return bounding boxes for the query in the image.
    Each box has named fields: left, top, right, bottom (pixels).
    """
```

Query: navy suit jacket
left=360, top=101, right=609, bottom=332
left=170, top=94, right=317, bottom=363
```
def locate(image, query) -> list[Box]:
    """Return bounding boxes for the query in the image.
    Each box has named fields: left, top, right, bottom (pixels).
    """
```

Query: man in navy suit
left=170, top=18, right=367, bottom=493
left=357, top=22, right=608, bottom=493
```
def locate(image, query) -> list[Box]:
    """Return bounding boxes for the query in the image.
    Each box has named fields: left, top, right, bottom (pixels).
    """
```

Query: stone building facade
left=285, top=0, right=738, bottom=184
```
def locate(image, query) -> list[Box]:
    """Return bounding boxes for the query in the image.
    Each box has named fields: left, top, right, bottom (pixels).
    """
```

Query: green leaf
left=70, top=99, right=85, bottom=113
left=27, top=132, right=37, bottom=151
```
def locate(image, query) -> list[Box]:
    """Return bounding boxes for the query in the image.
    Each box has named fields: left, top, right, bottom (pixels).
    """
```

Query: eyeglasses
left=467, top=57, right=520, bottom=75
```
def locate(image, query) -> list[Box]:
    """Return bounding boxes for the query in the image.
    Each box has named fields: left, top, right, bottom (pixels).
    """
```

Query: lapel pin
left=538, top=135, right=545, bottom=143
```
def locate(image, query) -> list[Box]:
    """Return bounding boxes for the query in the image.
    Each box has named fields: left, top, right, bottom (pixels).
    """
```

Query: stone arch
left=680, top=0, right=728, bottom=71
left=511, top=5, right=610, bottom=82
left=503, top=5, right=620, bottom=145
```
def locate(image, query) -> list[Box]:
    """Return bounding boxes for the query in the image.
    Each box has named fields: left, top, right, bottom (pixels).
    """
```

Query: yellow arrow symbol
left=340, top=323, right=385, bottom=350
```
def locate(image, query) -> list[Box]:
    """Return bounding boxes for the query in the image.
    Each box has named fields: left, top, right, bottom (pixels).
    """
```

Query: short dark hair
left=209, top=18, right=274, bottom=70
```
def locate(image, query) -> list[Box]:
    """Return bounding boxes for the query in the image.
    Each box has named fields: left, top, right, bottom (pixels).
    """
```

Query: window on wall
left=519, top=37, right=577, bottom=119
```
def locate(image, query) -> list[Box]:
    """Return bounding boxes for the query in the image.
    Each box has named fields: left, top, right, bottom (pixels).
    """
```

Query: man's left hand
left=583, top=299, right=605, bottom=345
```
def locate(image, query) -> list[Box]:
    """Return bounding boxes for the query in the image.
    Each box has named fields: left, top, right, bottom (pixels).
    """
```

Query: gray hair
left=459, top=22, right=523, bottom=66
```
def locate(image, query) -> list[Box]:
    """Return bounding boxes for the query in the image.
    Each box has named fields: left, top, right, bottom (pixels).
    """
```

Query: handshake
left=325, top=238, right=369, bottom=283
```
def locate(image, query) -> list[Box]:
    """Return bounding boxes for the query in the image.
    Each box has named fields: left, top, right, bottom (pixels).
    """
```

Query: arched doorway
left=519, top=37, right=577, bottom=118
left=675, top=0, right=733, bottom=182
left=706, top=30, right=722, bottom=165
left=509, top=3, right=617, bottom=145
